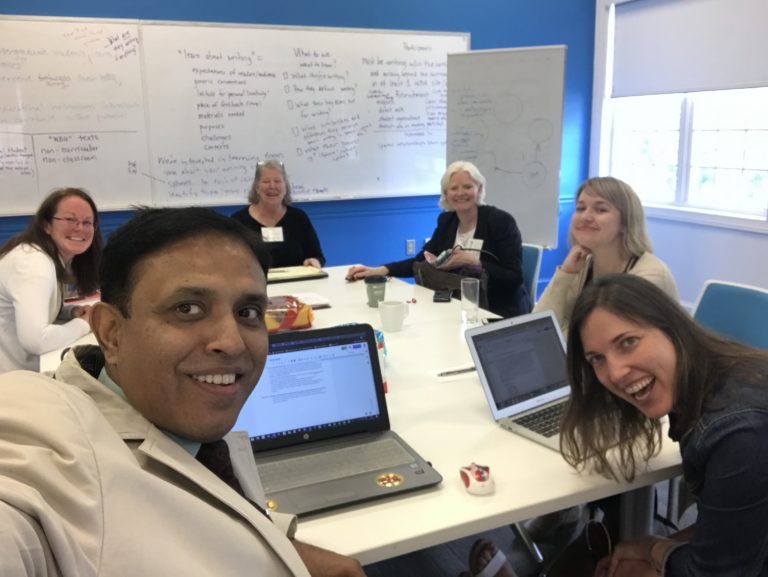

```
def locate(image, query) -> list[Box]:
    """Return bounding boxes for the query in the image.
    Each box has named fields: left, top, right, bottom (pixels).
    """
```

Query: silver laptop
left=234, top=323, right=442, bottom=516
left=464, top=310, right=570, bottom=451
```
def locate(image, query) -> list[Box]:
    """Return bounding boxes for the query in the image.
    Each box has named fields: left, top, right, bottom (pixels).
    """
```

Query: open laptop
left=234, top=323, right=442, bottom=516
left=464, top=310, right=570, bottom=451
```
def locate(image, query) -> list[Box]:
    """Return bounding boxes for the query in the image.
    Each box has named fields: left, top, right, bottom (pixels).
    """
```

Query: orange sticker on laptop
left=376, top=473, right=404, bottom=488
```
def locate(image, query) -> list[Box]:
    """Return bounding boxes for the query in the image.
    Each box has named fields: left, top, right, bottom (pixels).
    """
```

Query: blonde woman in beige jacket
left=534, top=176, right=678, bottom=334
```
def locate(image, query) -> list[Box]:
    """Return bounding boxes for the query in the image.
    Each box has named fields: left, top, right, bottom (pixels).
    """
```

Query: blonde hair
left=569, top=176, right=652, bottom=257
left=438, top=161, right=486, bottom=210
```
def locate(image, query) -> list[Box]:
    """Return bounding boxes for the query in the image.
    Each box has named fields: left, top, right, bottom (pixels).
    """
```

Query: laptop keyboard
left=257, top=438, right=414, bottom=493
left=512, top=401, right=566, bottom=437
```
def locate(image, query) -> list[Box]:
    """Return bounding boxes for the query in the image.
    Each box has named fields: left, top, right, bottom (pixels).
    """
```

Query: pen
left=437, top=366, right=476, bottom=377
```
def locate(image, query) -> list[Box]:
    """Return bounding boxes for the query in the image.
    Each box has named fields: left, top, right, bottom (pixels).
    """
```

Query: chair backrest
left=521, top=243, right=543, bottom=303
left=692, top=280, right=768, bottom=349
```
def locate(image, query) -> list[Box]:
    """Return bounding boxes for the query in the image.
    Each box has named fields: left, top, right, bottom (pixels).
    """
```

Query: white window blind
left=612, top=0, right=768, bottom=97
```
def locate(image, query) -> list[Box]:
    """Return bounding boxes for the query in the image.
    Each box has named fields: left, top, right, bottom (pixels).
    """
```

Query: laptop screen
left=234, top=324, right=389, bottom=451
left=467, top=312, right=569, bottom=415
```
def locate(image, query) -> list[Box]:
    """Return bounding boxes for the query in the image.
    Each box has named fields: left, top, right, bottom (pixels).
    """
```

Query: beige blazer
left=0, top=351, right=311, bottom=577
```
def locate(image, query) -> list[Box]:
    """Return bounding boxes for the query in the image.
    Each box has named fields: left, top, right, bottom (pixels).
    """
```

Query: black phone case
left=433, top=289, right=452, bottom=302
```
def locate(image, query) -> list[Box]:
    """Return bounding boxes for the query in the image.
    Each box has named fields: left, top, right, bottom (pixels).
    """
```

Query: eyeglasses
left=253, top=160, right=285, bottom=180
left=256, top=160, right=285, bottom=177
left=51, top=216, right=96, bottom=230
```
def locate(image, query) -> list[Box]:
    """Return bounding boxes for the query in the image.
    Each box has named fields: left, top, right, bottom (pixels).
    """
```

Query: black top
left=231, top=205, right=326, bottom=268
left=384, top=205, right=530, bottom=318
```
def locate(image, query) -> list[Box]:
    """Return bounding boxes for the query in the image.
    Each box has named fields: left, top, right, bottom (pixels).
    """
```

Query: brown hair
left=0, top=188, right=102, bottom=295
left=560, top=274, right=768, bottom=481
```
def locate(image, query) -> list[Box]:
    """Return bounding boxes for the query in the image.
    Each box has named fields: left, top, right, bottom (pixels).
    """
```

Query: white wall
left=648, top=217, right=768, bottom=308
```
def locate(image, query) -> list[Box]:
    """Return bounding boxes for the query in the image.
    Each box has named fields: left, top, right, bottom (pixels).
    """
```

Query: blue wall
left=0, top=0, right=595, bottom=295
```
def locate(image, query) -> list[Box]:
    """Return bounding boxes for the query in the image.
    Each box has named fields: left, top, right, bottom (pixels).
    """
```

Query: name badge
left=262, top=227, right=284, bottom=243
left=467, top=238, right=483, bottom=252
left=467, top=238, right=483, bottom=262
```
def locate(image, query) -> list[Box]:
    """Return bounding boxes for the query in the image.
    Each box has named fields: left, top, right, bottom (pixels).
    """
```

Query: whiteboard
left=142, top=24, right=468, bottom=205
left=0, top=18, right=152, bottom=213
left=0, top=16, right=469, bottom=215
left=447, top=46, right=565, bottom=248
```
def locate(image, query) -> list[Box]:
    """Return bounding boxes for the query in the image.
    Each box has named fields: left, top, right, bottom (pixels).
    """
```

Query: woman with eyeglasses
left=561, top=274, right=768, bottom=577
left=231, top=159, right=326, bottom=269
left=0, top=188, right=102, bottom=373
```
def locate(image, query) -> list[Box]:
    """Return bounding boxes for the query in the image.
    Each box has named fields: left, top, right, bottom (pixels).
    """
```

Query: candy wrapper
left=265, top=296, right=314, bottom=333
left=374, top=329, right=388, bottom=393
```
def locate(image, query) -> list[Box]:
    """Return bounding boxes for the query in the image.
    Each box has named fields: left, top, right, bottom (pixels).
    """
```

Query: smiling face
left=580, top=307, right=677, bottom=419
left=444, top=170, right=481, bottom=213
left=570, top=188, right=624, bottom=251
left=43, top=195, right=96, bottom=264
left=256, top=166, right=287, bottom=207
left=94, top=233, right=269, bottom=442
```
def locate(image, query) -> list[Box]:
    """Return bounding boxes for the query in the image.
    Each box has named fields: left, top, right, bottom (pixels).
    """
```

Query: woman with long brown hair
left=0, top=188, right=102, bottom=372
left=561, top=274, right=768, bottom=576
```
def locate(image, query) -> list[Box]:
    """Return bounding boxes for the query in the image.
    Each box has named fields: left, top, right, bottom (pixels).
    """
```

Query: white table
left=41, top=266, right=683, bottom=565
left=265, top=268, right=682, bottom=564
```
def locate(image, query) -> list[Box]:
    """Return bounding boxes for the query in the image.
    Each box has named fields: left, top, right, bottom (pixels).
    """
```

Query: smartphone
left=434, top=249, right=452, bottom=266
left=433, top=289, right=452, bottom=303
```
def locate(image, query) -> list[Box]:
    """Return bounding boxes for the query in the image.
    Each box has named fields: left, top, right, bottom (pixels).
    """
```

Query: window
left=606, top=87, right=768, bottom=219
left=592, top=0, right=768, bottom=230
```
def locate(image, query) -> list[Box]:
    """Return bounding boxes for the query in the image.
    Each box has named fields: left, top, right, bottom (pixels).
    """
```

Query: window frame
left=590, top=0, right=768, bottom=235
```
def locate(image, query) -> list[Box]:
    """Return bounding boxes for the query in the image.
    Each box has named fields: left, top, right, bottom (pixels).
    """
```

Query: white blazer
left=0, top=350, right=311, bottom=577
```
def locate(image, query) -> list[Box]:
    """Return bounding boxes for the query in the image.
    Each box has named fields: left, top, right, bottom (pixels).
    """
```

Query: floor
left=362, top=481, right=697, bottom=577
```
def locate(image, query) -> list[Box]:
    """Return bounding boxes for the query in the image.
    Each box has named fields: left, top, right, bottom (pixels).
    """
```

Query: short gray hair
left=438, top=161, right=487, bottom=210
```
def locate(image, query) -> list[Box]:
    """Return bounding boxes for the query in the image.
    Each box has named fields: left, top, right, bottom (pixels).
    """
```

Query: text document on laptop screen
left=473, top=317, right=567, bottom=411
left=235, top=332, right=381, bottom=440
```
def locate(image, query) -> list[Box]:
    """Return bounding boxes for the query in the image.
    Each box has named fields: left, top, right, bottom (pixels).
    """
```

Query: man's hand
left=292, top=540, right=367, bottom=577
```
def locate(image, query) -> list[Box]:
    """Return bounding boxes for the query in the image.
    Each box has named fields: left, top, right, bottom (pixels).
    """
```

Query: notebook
left=267, top=265, right=329, bottom=284
left=234, top=323, right=442, bottom=516
left=464, top=310, right=570, bottom=451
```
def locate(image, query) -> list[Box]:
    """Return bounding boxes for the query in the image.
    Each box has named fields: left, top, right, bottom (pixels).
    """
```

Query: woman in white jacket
left=0, top=188, right=102, bottom=373
left=534, top=177, right=678, bottom=334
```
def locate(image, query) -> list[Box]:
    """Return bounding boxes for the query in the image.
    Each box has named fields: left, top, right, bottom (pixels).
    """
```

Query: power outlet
left=405, top=239, right=416, bottom=255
